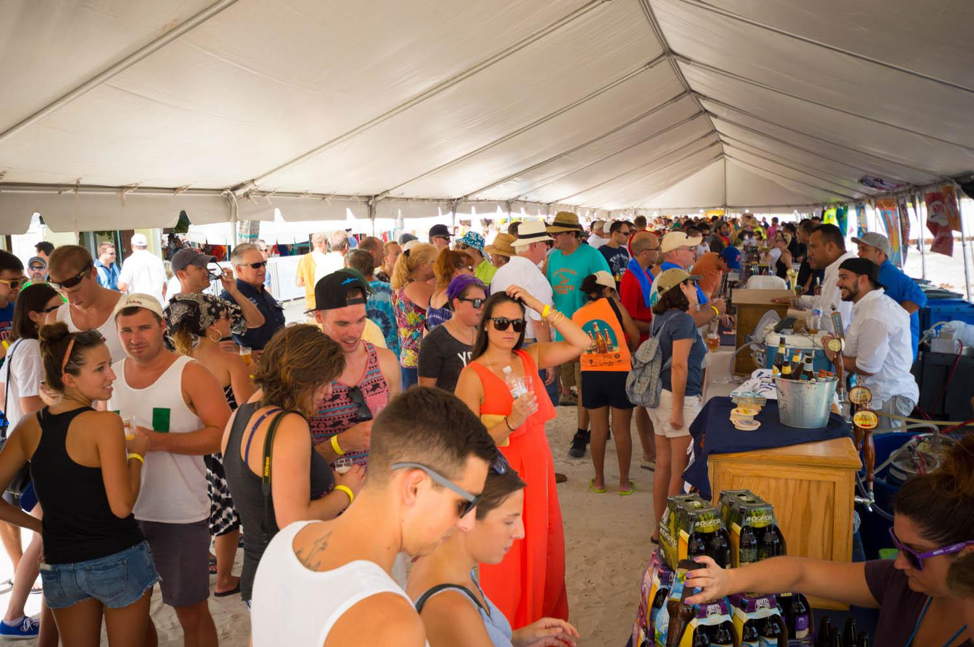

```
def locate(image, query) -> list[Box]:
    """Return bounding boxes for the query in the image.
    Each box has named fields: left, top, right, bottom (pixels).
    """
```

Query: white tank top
left=251, top=521, right=428, bottom=647
left=55, top=302, right=126, bottom=364
left=107, top=355, right=208, bottom=523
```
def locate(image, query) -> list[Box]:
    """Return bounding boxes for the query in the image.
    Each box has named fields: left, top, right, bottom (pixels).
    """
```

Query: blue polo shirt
left=878, top=259, right=926, bottom=359
left=220, top=279, right=286, bottom=350
left=661, top=261, right=708, bottom=305
left=94, top=260, right=120, bottom=291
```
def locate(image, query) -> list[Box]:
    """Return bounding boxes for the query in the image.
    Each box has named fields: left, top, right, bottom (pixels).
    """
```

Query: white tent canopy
left=2, top=0, right=973, bottom=234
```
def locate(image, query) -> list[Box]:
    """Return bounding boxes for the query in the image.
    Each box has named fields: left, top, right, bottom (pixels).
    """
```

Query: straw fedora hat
left=485, top=233, right=516, bottom=257
left=547, top=211, right=584, bottom=233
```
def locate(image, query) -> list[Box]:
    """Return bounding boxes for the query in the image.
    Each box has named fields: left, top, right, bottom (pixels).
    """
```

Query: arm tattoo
left=294, top=531, right=332, bottom=571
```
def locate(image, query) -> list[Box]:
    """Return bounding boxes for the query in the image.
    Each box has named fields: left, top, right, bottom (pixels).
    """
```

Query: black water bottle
left=740, top=524, right=759, bottom=565
left=710, top=528, right=732, bottom=568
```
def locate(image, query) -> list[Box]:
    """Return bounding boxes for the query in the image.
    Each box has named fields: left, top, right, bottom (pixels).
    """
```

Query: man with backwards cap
left=852, top=232, right=927, bottom=359
left=118, top=233, right=167, bottom=305
left=309, top=270, right=401, bottom=468
left=822, top=258, right=919, bottom=431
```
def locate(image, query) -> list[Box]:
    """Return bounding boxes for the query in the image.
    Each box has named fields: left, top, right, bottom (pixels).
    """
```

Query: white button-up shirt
left=491, top=255, right=552, bottom=340
left=798, top=251, right=857, bottom=334
left=843, top=288, right=919, bottom=407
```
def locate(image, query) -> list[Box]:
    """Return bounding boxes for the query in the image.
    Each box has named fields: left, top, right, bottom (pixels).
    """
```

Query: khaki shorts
left=559, top=361, right=582, bottom=392
left=647, top=389, right=703, bottom=439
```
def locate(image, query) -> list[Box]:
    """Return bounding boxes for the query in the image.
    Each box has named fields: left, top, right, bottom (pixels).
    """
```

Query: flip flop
left=208, top=554, right=218, bottom=575
left=588, top=478, right=606, bottom=494
left=214, top=583, right=241, bottom=598
left=650, top=535, right=660, bottom=545
left=619, top=482, right=637, bottom=496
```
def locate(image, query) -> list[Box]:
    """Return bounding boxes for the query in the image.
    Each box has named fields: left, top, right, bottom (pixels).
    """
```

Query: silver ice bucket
left=774, top=376, right=838, bottom=429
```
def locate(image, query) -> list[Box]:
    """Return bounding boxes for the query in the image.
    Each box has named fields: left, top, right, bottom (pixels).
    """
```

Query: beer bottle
left=711, top=621, right=734, bottom=647
left=709, top=528, right=732, bottom=569
left=772, top=337, right=787, bottom=376
left=781, top=360, right=793, bottom=380
left=855, top=631, right=869, bottom=647
left=649, top=587, right=669, bottom=635
left=739, top=524, right=759, bottom=565
left=741, top=620, right=762, bottom=647
left=829, top=626, right=842, bottom=647
left=842, top=618, right=858, bottom=646
left=791, top=595, right=811, bottom=640
left=800, top=353, right=814, bottom=381
left=759, top=615, right=783, bottom=647
left=688, top=531, right=709, bottom=559
left=593, top=323, right=608, bottom=353
left=691, top=625, right=712, bottom=647
left=789, top=351, right=804, bottom=377
left=758, top=525, right=786, bottom=560
left=815, top=617, right=832, bottom=647
left=665, top=598, right=696, bottom=647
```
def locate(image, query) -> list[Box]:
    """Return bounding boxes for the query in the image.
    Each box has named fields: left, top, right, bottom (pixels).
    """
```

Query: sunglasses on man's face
left=458, top=297, right=485, bottom=309
left=50, top=261, right=93, bottom=290
left=29, top=265, right=46, bottom=272
left=0, top=277, right=26, bottom=290
left=888, top=527, right=974, bottom=571
left=490, top=317, right=525, bottom=333
left=392, top=453, right=509, bottom=518
left=236, top=261, right=267, bottom=270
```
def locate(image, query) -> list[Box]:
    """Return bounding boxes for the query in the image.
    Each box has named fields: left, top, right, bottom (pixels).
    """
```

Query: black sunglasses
left=50, top=261, right=93, bottom=289
left=490, top=317, right=525, bottom=333
left=347, top=386, right=373, bottom=423
left=237, top=261, right=267, bottom=270
left=458, top=297, right=485, bottom=309
left=37, top=304, right=61, bottom=315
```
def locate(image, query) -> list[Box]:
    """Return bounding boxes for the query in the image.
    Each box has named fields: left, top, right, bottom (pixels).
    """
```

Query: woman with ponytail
left=0, top=323, right=156, bottom=645
left=390, top=242, right=437, bottom=388
left=683, top=434, right=974, bottom=646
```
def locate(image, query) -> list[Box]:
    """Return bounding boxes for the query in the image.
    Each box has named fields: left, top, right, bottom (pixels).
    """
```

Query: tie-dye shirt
left=392, top=287, right=427, bottom=369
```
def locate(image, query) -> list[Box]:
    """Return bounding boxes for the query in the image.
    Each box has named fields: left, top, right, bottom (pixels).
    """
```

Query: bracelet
left=0, top=340, right=8, bottom=350
left=710, top=305, right=720, bottom=318
left=127, top=453, right=144, bottom=464
left=504, top=416, right=516, bottom=431
left=334, top=485, right=354, bottom=505
left=331, top=435, right=345, bottom=456
left=541, top=304, right=551, bottom=320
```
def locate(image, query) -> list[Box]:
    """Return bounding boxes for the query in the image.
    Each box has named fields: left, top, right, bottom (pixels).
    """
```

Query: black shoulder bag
left=0, top=341, right=34, bottom=501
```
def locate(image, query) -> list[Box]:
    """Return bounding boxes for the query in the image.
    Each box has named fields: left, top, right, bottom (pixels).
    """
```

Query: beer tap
left=849, top=386, right=878, bottom=507
left=827, top=305, right=847, bottom=404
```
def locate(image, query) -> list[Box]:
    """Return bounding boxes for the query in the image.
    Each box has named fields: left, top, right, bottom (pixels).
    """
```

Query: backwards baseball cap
left=171, top=248, right=216, bottom=273
left=655, top=268, right=701, bottom=295
left=429, top=224, right=453, bottom=239
left=838, top=258, right=885, bottom=289
left=661, top=231, right=702, bottom=254
left=112, top=293, right=164, bottom=320
left=592, top=271, right=616, bottom=290
left=720, top=245, right=742, bottom=270
left=131, top=233, right=149, bottom=248
left=314, top=269, right=372, bottom=311
left=851, top=232, right=892, bottom=258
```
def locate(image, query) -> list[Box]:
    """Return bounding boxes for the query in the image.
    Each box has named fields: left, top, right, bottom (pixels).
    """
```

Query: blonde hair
left=391, top=243, right=437, bottom=290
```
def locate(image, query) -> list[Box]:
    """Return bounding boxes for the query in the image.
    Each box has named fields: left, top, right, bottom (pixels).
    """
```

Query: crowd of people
left=0, top=205, right=962, bottom=646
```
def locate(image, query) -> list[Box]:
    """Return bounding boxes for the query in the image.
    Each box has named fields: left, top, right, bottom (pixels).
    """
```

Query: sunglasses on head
left=458, top=297, right=485, bottom=309
left=237, top=261, right=267, bottom=270
left=0, top=277, right=26, bottom=290
left=888, top=527, right=974, bottom=571
left=50, top=261, right=93, bottom=290
left=490, top=317, right=525, bottom=333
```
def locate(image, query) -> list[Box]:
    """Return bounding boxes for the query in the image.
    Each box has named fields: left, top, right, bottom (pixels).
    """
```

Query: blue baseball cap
left=720, top=245, right=742, bottom=270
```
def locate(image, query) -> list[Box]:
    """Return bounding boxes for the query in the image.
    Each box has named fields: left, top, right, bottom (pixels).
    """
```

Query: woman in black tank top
left=0, top=323, right=156, bottom=646
left=221, top=325, right=367, bottom=609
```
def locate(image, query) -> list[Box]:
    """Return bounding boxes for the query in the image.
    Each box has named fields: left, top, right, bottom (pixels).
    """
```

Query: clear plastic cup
left=239, top=346, right=252, bottom=366
left=334, top=457, right=353, bottom=475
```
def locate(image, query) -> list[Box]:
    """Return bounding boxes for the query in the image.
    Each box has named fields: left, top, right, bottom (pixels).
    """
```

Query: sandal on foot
left=588, top=478, right=606, bottom=494
left=619, top=482, right=637, bottom=496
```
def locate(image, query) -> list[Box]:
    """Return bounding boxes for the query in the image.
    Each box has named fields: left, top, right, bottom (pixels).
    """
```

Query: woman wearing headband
left=165, top=292, right=253, bottom=597
left=0, top=323, right=155, bottom=645
left=685, top=434, right=974, bottom=647
left=455, top=285, right=590, bottom=628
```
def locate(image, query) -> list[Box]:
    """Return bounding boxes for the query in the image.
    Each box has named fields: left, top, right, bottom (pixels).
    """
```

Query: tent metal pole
left=229, top=193, right=238, bottom=249
left=368, top=198, right=376, bottom=237
left=0, top=0, right=239, bottom=146
left=915, top=193, right=927, bottom=281
left=960, top=195, right=973, bottom=302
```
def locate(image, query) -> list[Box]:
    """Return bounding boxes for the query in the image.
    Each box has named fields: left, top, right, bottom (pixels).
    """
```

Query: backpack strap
left=415, top=583, right=487, bottom=615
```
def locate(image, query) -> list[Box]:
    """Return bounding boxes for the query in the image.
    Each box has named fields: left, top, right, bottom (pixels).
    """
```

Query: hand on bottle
left=508, top=393, right=538, bottom=428
left=334, top=465, right=366, bottom=494
left=684, top=556, right=738, bottom=605
left=512, top=617, right=580, bottom=647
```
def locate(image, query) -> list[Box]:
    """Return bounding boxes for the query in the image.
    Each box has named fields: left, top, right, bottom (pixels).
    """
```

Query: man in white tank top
left=47, top=245, right=126, bottom=363
left=108, top=294, right=232, bottom=647
left=251, top=387, right=499, bottom=646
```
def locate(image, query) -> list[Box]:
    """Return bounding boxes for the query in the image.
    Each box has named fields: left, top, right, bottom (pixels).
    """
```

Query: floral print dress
left=392, top=287, right=426, bottom=369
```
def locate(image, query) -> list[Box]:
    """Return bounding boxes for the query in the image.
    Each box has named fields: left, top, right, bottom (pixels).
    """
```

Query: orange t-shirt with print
left=571, top=298, right=631, bottom=372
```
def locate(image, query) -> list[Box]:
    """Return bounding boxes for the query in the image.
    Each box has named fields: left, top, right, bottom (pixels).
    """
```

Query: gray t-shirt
left=417, top=324, right=472, bottom=393
left=651, top=309, right=706, bottom=397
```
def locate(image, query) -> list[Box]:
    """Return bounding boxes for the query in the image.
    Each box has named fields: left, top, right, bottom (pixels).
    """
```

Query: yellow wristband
left=1, top=340, right=8, bottom=350
left=541, top=304, right=551, bottom=319
left=127, top=453, right=144, bottom=464
left=710, top=305, right=720, bottom=318
left=334, top=485, right=354, bottom=505
left=331, top=434, right=345, bottom=456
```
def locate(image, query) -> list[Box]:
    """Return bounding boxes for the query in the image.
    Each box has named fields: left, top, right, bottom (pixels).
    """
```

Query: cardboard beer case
left=718, top=489, right=778, bottom=568
left=659, top=493, right=723, bottom=570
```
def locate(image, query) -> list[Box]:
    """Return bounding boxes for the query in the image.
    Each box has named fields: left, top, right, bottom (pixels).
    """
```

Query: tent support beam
left=676, top=0, right=974, bottom=97
left=675, top=56, right=974, bottom=154
left=724, top=154, right=856, bottom=201
left=230, top=0, right=611, bottom=196
left=718, top=137, right=869, bottom=198
left=551, top=135, right=720, bottom=203
left=0, top=0, right=240, bottom=146
left=376, top=54, right=671, bottom=199
left=701, top=98, right=950, bottom=182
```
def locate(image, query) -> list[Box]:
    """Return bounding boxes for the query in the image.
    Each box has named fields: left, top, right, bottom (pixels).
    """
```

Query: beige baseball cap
left=661, top=231, right=703, bottom=254
left=592, top=271, right=616, bottom=290
left=112, top=293, right=164, bottom=319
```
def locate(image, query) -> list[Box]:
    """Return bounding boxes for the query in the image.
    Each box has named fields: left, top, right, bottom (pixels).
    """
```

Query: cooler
left=764, top=333, right=833, bottom=374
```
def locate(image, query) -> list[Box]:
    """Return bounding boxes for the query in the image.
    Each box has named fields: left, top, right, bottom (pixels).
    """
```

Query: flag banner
left=925, top=184, right=960, bottom=257
left=856, top=204, right=867, bottom=238
left=835, top=205, right=848, bottom=237
left=896, top=196, right=910, bottom=263
left=875, top=198, right=903, bottom=267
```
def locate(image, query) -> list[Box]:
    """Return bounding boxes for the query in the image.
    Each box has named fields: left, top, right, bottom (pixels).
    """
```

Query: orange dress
left=469, top=350, right=569, bottom=626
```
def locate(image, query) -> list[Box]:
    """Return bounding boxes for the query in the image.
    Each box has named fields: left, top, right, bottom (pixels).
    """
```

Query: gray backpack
left=625, top=317, right=674, bottom=409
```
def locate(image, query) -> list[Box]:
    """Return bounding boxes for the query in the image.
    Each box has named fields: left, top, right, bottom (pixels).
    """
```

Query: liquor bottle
left=711, top=621, right=734, bottom=647
left=739, top=524, right=759, bottom=565
left=709, top=528, right=732, bottom=569
left=772, top=337, right=787, bottom=375
left=815, top=617, right=832, bottom=647
left=688, top=531, right=709, bottom=559
left=758, top=525, right=785, bottom=561
left=691, top=625, right=712, bottom=647
left=791, top=594, right=811, bottom=640
left=842, top=618, right=858, bottom=646
left=800, top=354, right=814, bottom=381
left=741, top=620, right=762, bottom=647
left=593, top=323, right=608, bottom=353
left=855, top=631, right=869, bottom=647
left=759, top=615, right=784, bottom=647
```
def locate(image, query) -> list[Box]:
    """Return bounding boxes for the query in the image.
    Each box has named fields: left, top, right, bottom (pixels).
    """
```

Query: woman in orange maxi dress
left=456, top=285, right=590, bottom=628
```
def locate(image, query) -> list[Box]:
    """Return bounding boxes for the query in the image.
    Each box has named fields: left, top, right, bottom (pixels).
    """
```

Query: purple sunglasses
left=888, top=527, right=974, bottom=571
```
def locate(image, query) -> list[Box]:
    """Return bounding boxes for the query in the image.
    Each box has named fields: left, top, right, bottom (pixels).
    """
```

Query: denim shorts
left=40, top=541, right=159, bottom=610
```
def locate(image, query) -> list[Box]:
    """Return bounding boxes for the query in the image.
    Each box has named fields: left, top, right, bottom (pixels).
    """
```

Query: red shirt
left=620, top=267, right=654, bottom=344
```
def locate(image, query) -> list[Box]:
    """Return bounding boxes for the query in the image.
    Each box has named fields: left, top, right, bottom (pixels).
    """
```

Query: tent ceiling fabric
left=2, top=0, right=973, bottom=233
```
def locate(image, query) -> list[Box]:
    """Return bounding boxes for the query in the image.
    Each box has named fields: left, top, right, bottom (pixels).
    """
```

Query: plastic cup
left=239, top=346, right=252, bottom=366
left=334, top=457, right=353, bottom=475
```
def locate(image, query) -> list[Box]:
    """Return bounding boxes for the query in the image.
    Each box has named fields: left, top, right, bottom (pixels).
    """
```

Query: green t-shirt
left=545, top=244, right=610, bottom=341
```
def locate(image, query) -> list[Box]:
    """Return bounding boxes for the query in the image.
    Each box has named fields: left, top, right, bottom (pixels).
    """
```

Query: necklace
left=906, top=597, right=968, bottom=647
left=446, top=319, right=475, bottom=346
